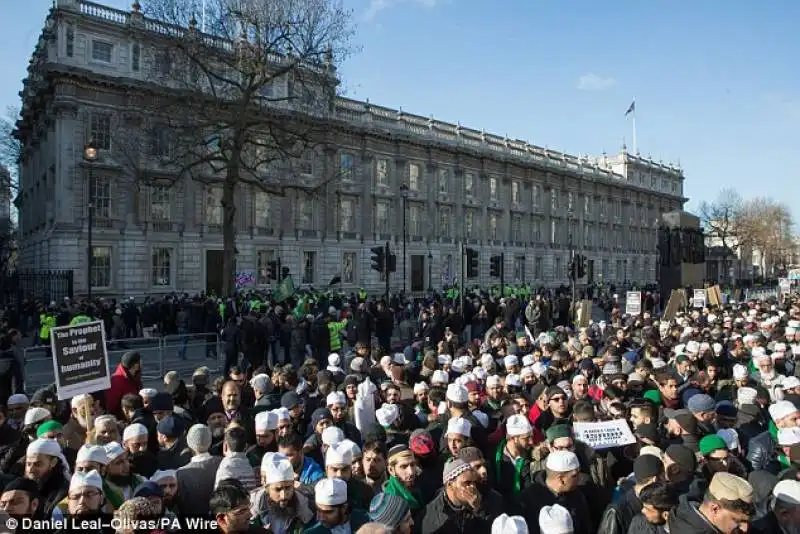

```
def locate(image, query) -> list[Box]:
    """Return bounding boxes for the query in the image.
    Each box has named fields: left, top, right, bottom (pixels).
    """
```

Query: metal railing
left=23, top=333, right=221, bottom=393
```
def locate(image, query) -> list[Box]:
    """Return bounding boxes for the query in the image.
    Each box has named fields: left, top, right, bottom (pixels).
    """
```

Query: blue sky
left=2, top=0, right=798, bottom=215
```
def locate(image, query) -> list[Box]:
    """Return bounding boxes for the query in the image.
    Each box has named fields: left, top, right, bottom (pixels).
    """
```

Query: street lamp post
left=427, top=252, right=433, bottom=293
left=83, top=140, right=99, bottom=299
left=400, top=184, right=408, bottom=294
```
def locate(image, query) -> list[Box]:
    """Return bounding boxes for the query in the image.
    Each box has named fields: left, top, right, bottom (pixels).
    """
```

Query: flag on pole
left=625, top=100, right=636, bottom=117
left=274, top=275, right=295, bottom=303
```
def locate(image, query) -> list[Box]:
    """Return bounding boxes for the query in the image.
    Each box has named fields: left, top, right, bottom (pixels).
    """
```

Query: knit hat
left=699, top=435, right=728, bottom=456
left=492, top=514, right=529, bottom=534
left=187, top=424, right=212, bottom=453
left=546, top=424, right=572, bottom=443
left=7, top=394, right=28, bottom=406
left=149, top=392, right=174, bottom=412
left=311, top=408, right=334, bottom=430
left=687, top=393, right=716, bottom=414
left=409, top=431, right=436, bottom=457
left=716, top=428, right=741, bottom=451
left=156, top=415, right=184, bottom=438
left=538, top=504, right=573, bottom=534
left=368, top=493, right=410, bottom=527
left=442, top=458, right=472, bottom=484
left=665, top=444, right=697, bottom=473
left=633, top=455, right=663, bottom=483
left=35, top=420, right=63, bottom=438
left=457, top=446, right=483, bottom=464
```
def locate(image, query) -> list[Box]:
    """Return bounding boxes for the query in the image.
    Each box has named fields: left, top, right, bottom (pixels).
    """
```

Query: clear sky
left=2, top=0, right=798, bottom=215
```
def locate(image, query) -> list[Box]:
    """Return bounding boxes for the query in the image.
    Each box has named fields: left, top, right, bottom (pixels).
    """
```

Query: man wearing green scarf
left=494, top=414, right=533, bottom=498
left=747, top=399, right=800, bottom=473
left=382, top=445, right=424, bottom=524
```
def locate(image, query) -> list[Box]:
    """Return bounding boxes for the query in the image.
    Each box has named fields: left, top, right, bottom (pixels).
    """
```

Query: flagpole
left=631, top=97, right=637, bottom=154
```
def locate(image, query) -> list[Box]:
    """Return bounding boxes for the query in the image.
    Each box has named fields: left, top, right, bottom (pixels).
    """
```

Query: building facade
left=15, top=0, right=686, bottom=297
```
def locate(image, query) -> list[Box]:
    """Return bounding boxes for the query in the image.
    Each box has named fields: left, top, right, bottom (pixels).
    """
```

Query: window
left=551, top=189, right=559, bottom=212
left=151, top=127, right=172, bottom=158
left=340, top=153, right=355, bottom=182
left=511, top=214, right=522, bottom=242
left=437, top=168, right=448, bottom=194
left=532, top=219, right=542, bottom=243
left=89, top=174, right=111, bottom=219
left=554, top=256, right=562, bottom=280
left=150, top=185, right=170, bottom=221
left=342, top=252, right=356, bottom=284
left=254, top=191, right=272, bottom=228
left=375, top=200, right=389, bottom=234
left=91, top=40, right=113, bottom=63
left=584, top=195, right=591, bottom=216
left=439, top=207, right=450, bottom=238
left=151, top=248, right=172, bottom=287
left=617, top=259, right=624, bottom=281
left=534, top=257, right=543, bottom=280
left=465, top=210, right=474, bottom=238
left=302, top=251, right=316, bottom=284
left=66, top=26, right=74, bottom=57
left=532, top=184, right=542, bottom=210
left=297, top=196, right=313, bottom=229
left=464, top=172, right=474, bottom=196
left=409, top=163, right=420, bottom=191
left=489, top=177, right=497, bottom=200
left=90, top=246, right=112, bottom=288
left=640, top=205, right=646, bottom=224
left=297, top=152, right=313, bottom=176
left=603, top=259, right=610, bottom=279
left=512, top=181, right=521, bottom=204
left=489, top=213, right=498, bottom=240
left=131, top=43, right=140, bottom=72
left=259, top=81, right=274, bottom=98
left=408, top=204, right=421, bottom=235
left=204, top=186, right=223, bottom=225
left=89, top=113, right=111, bottom=150
left=256, top=250, right=275, bottom=285
left=514, top=256, right=525, bottom=282
left=567, top=191, right=574, bottom=213
left=155, top=49, right=172, bottom=76
left=584, top=223, right=591, bottom=247
left=376, top=158, right=389, bottom=187
left=614, top=199, right=622, bottom=219
left=339, top=198, right=354, bottom=231
left=550, top=219, right=557, bottom=245
left=569, top=220, right=578, bottom=244
left=599, top=197, right=607, bottom=217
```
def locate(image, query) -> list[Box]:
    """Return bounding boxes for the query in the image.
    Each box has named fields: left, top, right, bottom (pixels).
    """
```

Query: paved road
left=23, top=334, right=222, bottom=394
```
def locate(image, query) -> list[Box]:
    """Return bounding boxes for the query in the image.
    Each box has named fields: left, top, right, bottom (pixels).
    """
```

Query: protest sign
left=572, top=419, right=636, bottom=450
left=625, top=291, right=641, bottom=316
left=50, top=321, right=111, bottom=400
left=692, top=289, right=707, bottom=308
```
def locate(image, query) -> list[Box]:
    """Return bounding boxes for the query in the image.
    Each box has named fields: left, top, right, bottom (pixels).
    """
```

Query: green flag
left=274, top=276, right=295, bottom=303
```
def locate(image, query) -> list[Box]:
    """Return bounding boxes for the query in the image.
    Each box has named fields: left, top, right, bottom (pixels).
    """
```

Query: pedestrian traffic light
left=489, top=255, right=502, bottom=278
left=387, top=253, right=397, bottom=273
left=577, top=255, right=586, bottom=279
left=370, top=246, right=385, bottom=273
left=466, top=248, right=479, bottom=279
left=267, top=260, right=278, bottom=280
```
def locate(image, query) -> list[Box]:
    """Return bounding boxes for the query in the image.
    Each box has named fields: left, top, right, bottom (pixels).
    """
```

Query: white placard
left=625, top=291, right=642, bottom=316
left=692, top=289, right=707, bottom=308
left=572, top=419, right=636, bottom=450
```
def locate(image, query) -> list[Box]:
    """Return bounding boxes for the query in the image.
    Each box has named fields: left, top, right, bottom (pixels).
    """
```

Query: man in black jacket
left=597, top=454, right=663, bottom=534
left=668, top=472, right=754, bottom=534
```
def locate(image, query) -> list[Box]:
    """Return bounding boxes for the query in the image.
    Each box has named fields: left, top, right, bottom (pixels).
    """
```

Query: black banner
left=51, top=321, right=111, bottom=400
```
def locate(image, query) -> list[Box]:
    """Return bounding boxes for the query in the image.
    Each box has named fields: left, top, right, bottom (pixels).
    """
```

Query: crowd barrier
left=23, top=333, right=221, bottom=393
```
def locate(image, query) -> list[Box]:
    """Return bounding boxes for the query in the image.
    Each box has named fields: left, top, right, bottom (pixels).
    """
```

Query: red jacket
left=105, top=364, right=142, bottom=416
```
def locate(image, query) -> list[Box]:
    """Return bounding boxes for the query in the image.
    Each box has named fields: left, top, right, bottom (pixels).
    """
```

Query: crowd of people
left=0, top=286, right=797, bottom=534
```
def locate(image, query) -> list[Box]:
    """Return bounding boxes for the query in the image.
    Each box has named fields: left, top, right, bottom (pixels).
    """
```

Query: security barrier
left=23, top=333, right=221, bottom=393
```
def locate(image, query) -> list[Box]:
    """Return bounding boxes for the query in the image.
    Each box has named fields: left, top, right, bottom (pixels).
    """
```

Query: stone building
left=15, top=0, right=686, bottom=297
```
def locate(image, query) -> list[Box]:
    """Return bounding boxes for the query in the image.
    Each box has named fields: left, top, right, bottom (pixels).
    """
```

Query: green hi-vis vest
left=40, top=314, right=57, bottom=340
left=69, top=315, right=93, bottom=325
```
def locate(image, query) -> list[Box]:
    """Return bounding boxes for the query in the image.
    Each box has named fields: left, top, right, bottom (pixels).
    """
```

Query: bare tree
left=738, top=197, right=794, bottom=276
left=139, top=0, right=356, bottom=295
left=0, top=106, right=20, bottom=194
left=698, top=188, right=743, bottom=280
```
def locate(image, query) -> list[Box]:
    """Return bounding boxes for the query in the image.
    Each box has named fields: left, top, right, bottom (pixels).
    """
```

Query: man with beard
left=668, top=472, right=754, bottom=534
left=203, top=397, right=228, bottom=454
left=53, top=470, right=111, bottom=534
left=120, top=394, right=158, bottom=453
left=324, top=442, right=374, bottom=510
left=306, top=477, right=370, bottom=534
left=0, top=477, right=41, bottom=520
left=155, top=415, right=191, bottom=470
left=456, top=447, right=504, bottom=513
left=277, top=432, right=324, bottom=487
left=494, top=415, right=534, bottom=502
left=696, top=435, right=748, bottom=495
left=626, top=482, right=678, bottom=534
left=753, top=479, right=800, bottom=534
left=121, top=423, right=158, bottom=478
left=177, top=424, right=221, bottom=515
left=327, top=391, right=362, bottom=444
left=20, top=438, right=69, bottom=517
left=382, top=445, right=424, bottom=525
left=103, top=442, right=145, bottom=502
left=5, top=394, right=29, bottom=430
left=63, top=394, right=98, bottom=451
left=251, top=454, right=314, bottom=531
left=360, top=440, right=387, bottom=493
left=150, top=470, right=180, bottom=514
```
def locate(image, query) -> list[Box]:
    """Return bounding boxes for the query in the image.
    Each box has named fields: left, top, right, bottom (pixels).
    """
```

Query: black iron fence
left=0, top=270, right=74, bottom=307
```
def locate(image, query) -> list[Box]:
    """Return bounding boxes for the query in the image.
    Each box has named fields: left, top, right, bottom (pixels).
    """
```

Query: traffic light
left=281, top=267, right=290, bottom=279
left=387, top=253, right=397, bottom=273
left=267, top=260, right=278, bottom=280
left=466, top=248, right=479, bottom=279
left=489, top=255, right=502, bottom=278
left=577, top=255, right=586, bottom=279
left=370, top=246, right=385, bottom=273
left=569, top=258, right=577, bottom=281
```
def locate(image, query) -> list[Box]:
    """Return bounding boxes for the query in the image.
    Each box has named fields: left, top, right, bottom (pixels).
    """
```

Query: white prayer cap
left=572, top=374, right=587, bottom=384
left=492, top=514, right=529, bottom=534
left=27, top=438, right=61, bottom=458
left=70, top=394, right=93, bottom=409
left=778, top=427, right=800, bottom=446
left=505, top=374, right=522, bottom=387
left=151, top=469, right=178, bottom=482
left=272, top=407, right=291, bottom=422
left=737, top=387, right=757, bottom=405
left=639, top=446, right=664, bottom=460
left=70, top=470, right=103, bottom=492
left=260, top=452, right=287, bottom=474
left=23, top=407, right=51, bottom=426
left=122, top=423, right=149, bottom=441
left=76, top=445, right=108, bottom=466
left=545, top=450, right=580, bottom=472
left=392, top=353, right=407, bottom=365
left=538, top=504, right=573, bottom=534
left=326, top=392, right=346, bottom=407
left=139, top=388, right=158, bottom=399
left=522, top=355, right=535, bottom=367
left=784, top=377, right=800, bottom=390
left=713, top=343, right=723, bottom=354
left=432, top=370, right=449, bottom=384
left=770, top=400, right=798, bottom=422
left=686, top=341, right=700, bottom=354
left=340, top=439, right=361, bottom=458
left=789, top=320, right=800, bottom=329
left=250, top=374, right=272, bottom=394
left=451, top=360, right=466, bottom=374
left=7, top=394, right=28, bottom=406
left=376, top=404, right=400, bottom=427
left=480, top=354, right=495, bottom=368
left=438, top=354, right=452, bottom=365
left=520, top=367, right=534, bottom=378
left=325, top=443, right=354, bottom=467
left=413, top=382, right=430, bottom=394
left=773, top=480, right=800, bottom=505
left=503, top=355, right=519, bottom=368
left=265, top=458, right=295, bottom=484
left=775, top=343, right=788, bottom=353
left=255, top=411, right=279, bottom=433
left=328, top=353, right=341, bottom=366
left=447, top=417, right=472, bottom=437
left=506, top=414, right=532, bottom=437
left=486, top=375, right=502, bottom=388
left=103, top=442, right=126, bottom=462
left=437, top=402, right=448, bottom=415
left=732, top=364, right=749, bottom=381
left=315, top=477, right=347, bottom=506
left=716, top=429, right=740, bottom=451
left=473, top=367, right=487, bottom=381
left=753, top=347, right=769, bottom=362
left=321, top=426, right=345, bottom=447
left=446, top=383, right=468, bottom=404
left=532, top=362, right=547, bottom=377
left=673, top=343, right=686, bottom=356
left=473, top=410, right=489, bottom=428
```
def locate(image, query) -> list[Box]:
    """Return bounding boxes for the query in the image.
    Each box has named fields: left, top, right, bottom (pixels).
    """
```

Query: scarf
left=769, top=420, right=791, bottom=468
left=494, top=440, right=525, bottom=495
left=383, top=476, right=422, bottom=510
left=102, top=479, right=125, bottom=510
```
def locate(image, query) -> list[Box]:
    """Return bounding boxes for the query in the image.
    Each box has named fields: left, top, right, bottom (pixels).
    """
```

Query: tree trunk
left=221, top=158, right=238, bottom=297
